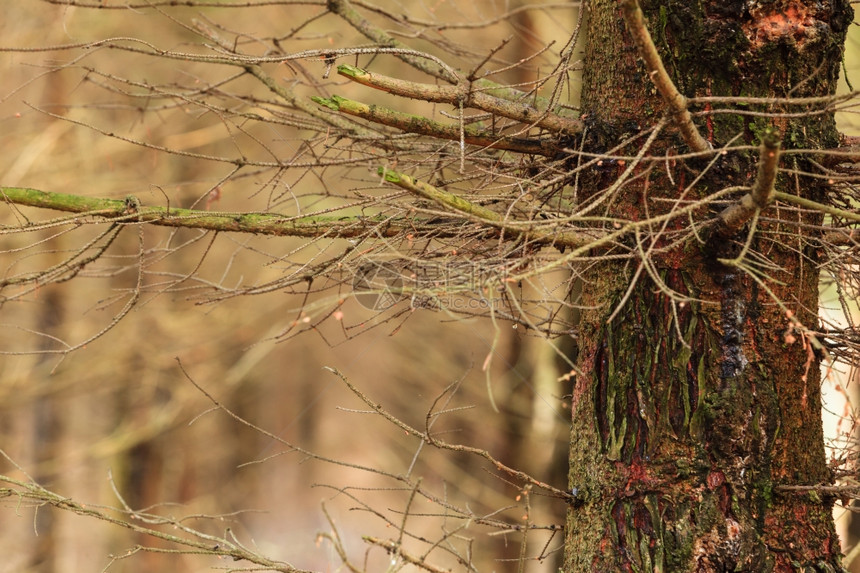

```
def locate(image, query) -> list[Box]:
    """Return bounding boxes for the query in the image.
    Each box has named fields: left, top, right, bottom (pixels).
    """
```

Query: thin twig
left=0, top=474, right=306, bottom=572
left=364, top=536, right=452, bottom=573
left=324, top=367, right=574, bottom=501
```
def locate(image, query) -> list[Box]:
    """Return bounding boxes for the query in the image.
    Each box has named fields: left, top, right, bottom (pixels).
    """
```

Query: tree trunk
left=565, top=1, right=853, bottom=570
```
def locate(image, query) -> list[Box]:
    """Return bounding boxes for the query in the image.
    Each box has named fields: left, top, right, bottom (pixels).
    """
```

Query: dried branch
left=337, top=64, right=582, bottom=135
left=0, top=473, right=308, bottom=572
left=363, top=536, right=452, bottom=573
left=0, top=186, right=466, bottom=241
left=378, top=168, right=596, bottom=248
left=312, top=94, right=559, bottom=155
left=325, top=367, right=575, bottom=502
left=717, top=127, right=781, bottom=235
left=619, top=0, right=710, bottom=152
left=188, top=18, right=369, bottom=135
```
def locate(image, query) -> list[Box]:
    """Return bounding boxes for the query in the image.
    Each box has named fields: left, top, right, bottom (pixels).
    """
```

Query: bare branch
left=337, top=64, right=582, bottom=135
left=0, top=186, right=464, bottom=241
left=325, top=367, right=575, bottom=502
left=377, top=168, right=596, bottom=248
left=0, top=473, right=309, bottom=572
left=327, top=0, right=459, bottom=82
left=619, top=0, right=710, bottom=152
left=717, top=127, right=781, bottom=235
left=312, top=94, right=559, bottom=155
left=363, top=536, right=452, bottom=573
left=775, top=191, right=860, bottom=224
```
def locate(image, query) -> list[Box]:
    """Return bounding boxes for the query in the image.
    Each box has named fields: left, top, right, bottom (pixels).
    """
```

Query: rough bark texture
left=565, top=1, right=853, bottom=571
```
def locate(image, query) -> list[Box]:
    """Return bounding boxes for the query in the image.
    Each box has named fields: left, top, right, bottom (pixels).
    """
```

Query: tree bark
left=565, top=1, right=853, bottom=570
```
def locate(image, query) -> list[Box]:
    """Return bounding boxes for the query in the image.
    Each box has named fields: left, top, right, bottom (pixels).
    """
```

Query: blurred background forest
left=1, top=1, right=860, bottom=572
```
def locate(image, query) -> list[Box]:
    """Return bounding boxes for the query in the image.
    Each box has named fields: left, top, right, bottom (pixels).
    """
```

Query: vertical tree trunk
left=565, top=1, right=853, bottom=570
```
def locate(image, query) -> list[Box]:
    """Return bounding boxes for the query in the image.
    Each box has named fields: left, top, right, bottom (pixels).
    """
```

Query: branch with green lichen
left=377, top=168, right=594, bottom=248
left=775, top=191, right=860, bottom=247
left=327, top=0, right=580, bottom=123
left=337, top=64, right=582, bottom=135
left=312, top=94, right=559, bottom=156
left=0, top=187, right=464, bottom=240
left=470, top=77, right=579, bottom=120
left=2, top=183, right=599, bottom=251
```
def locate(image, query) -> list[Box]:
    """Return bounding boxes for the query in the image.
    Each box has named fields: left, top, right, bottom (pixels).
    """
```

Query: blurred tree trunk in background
left=565, top=1, right=852, bottom=570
